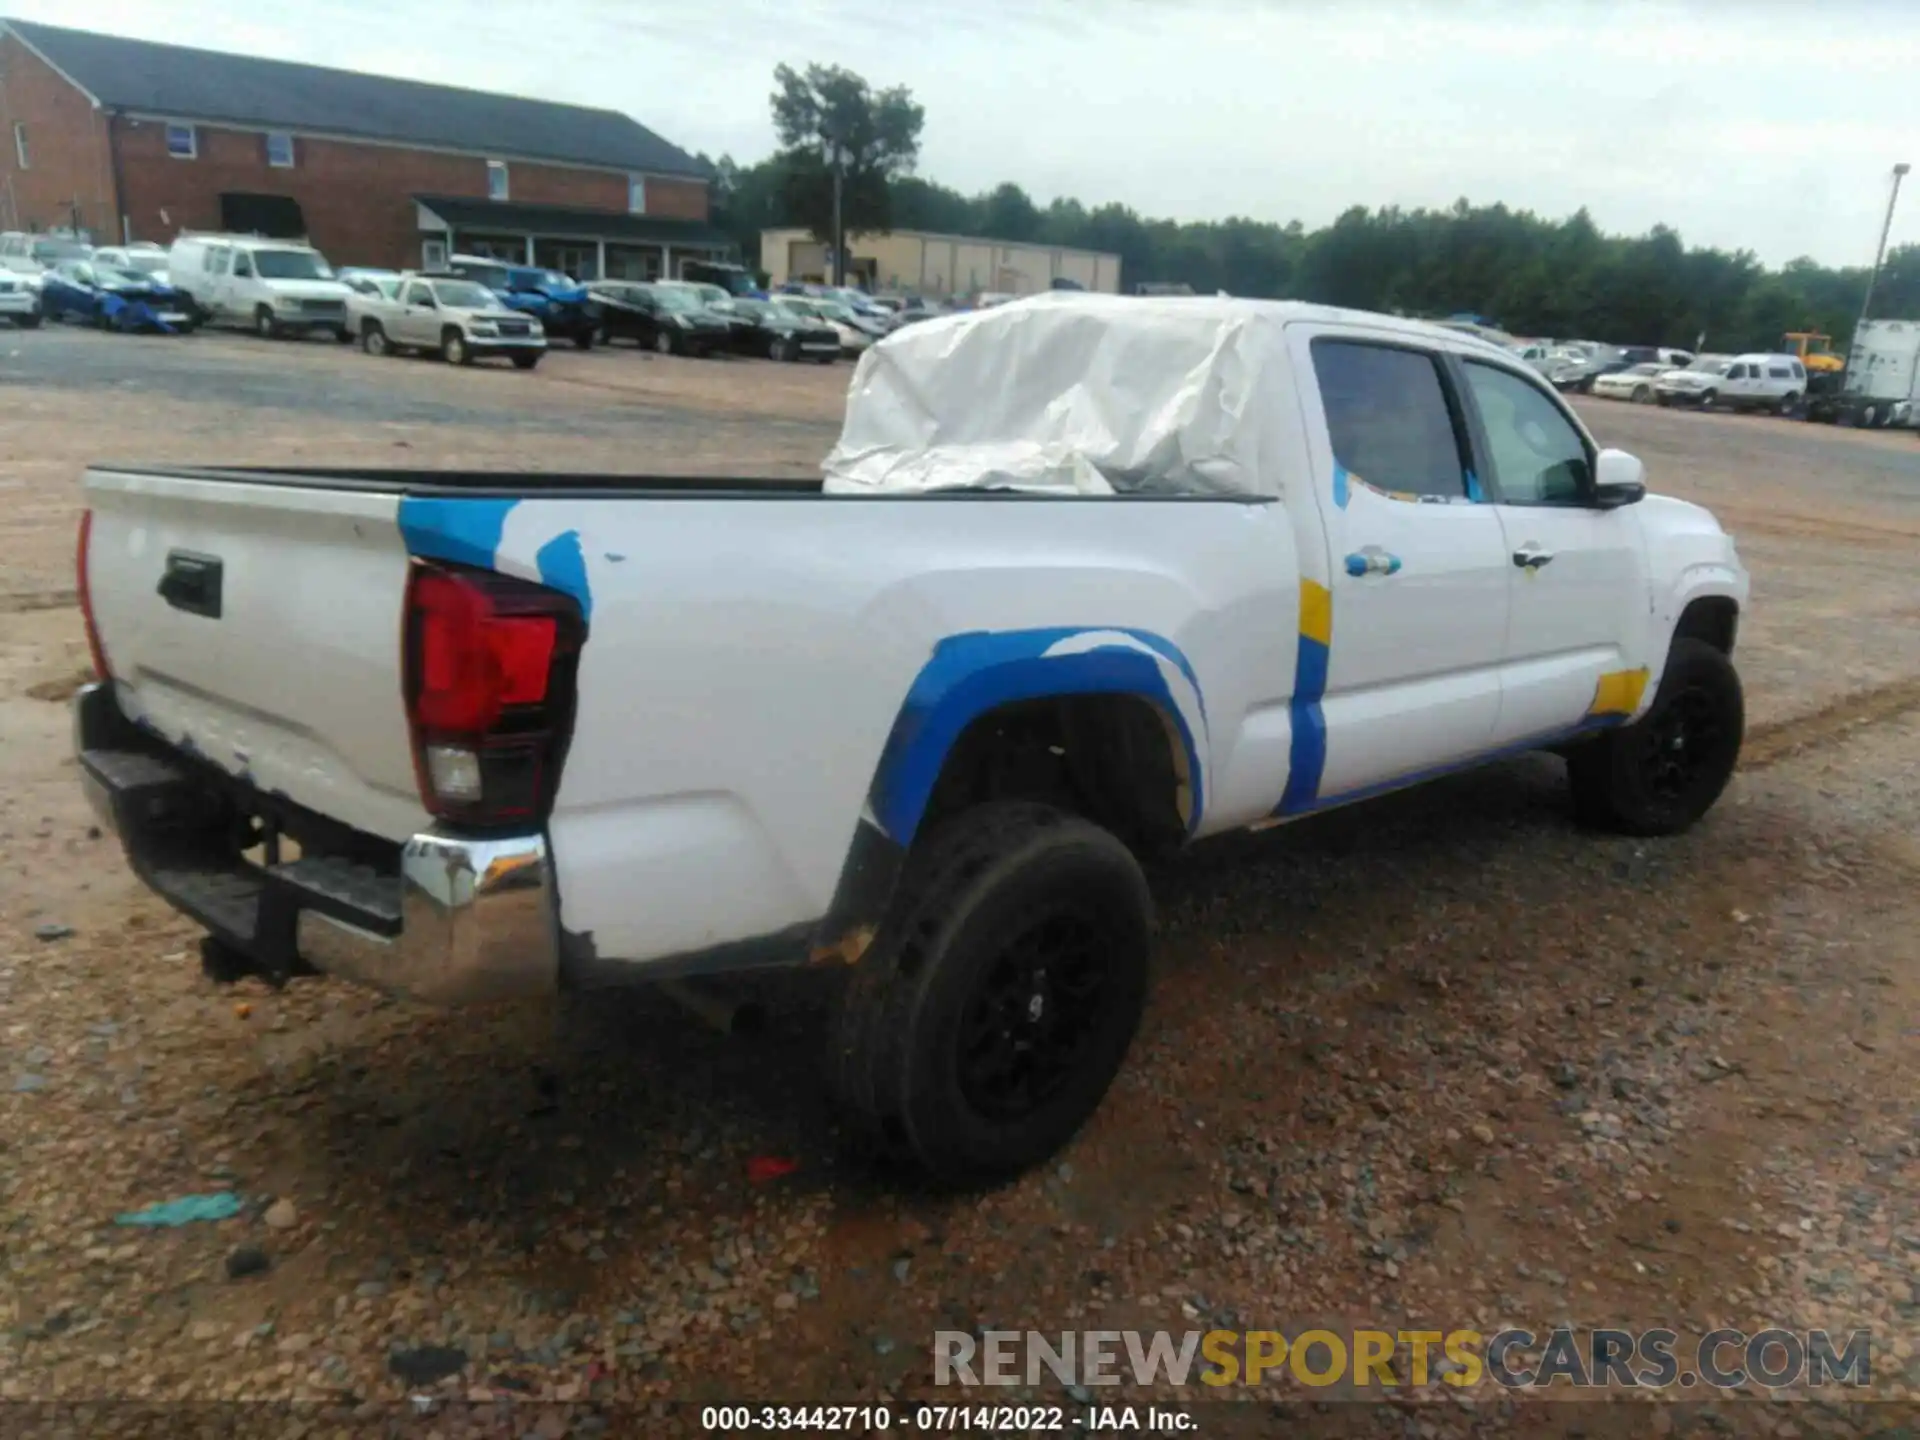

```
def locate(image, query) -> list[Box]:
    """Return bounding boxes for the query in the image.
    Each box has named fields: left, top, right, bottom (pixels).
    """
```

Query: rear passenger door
left=1281, top=328, right=1512, bottom=811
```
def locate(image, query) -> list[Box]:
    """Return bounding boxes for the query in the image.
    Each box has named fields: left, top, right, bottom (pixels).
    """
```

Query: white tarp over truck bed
left=822, top=293, right=1291, bottom=497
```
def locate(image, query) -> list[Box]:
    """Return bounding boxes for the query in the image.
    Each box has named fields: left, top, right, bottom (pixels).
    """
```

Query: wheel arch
left=809, top=628, right=1209, bottom=966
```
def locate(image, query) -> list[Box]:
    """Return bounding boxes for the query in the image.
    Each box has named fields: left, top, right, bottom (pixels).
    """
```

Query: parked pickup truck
left=73, top=296, right=1749, bottom=1187
left=352, top=272, right=547, bottom=368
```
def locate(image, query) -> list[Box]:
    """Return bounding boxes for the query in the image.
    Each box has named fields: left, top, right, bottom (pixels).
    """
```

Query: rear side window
left=1309, top=340, right=1468, bottom=500
left=1768, top=365, right=1791, bottom=379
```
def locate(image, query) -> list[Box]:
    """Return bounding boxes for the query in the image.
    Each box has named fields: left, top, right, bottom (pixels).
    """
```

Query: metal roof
left=3, top=19, right=708, bottom=178
left=416, top=196, right=733, bottom=250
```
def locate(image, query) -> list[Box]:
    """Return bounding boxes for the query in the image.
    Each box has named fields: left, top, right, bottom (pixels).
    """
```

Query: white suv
left=1656, top=353, right=1803, bottom=414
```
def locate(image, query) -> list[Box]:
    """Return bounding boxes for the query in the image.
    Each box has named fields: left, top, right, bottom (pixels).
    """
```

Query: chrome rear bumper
left=75, top=681, right=557, bottom=1006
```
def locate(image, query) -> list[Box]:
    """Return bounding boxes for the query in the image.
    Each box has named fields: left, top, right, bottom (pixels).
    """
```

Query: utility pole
left=1846, top=161, right=1911, bottom=383
left=830, top=142, right=845, bottom=287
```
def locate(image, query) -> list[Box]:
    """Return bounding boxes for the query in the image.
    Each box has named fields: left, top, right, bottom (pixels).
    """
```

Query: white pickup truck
left=73, top=296, right=1748, bottom=1186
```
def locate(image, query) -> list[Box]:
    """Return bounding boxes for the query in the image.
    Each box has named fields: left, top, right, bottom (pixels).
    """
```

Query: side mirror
left=1592, top=448, right=1646, bottom=509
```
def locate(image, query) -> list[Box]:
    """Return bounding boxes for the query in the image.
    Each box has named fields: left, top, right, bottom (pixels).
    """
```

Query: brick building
left=0, top=20, right=733, bottom=280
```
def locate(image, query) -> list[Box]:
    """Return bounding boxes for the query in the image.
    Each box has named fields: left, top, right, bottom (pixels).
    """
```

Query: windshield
left=458, top=263, right=511, bottom=290
left=1690, top=358, right=1733, bottom=375
left=253, top=249, right=332, bottom=280
left=94, top=266, right=155, bottom=288
left=109, top=252, right=168, bottom=275
left=1626, top=363, right=1666, bottom=376
left=652, top=287, right=704, bottom=313
left=694, top=284, right=729, bottom=305
left=430, top=279, right=497, bottom=309
left=513, top=269, right=574, bottom=291
left=31, top=239, right=91, bottom=264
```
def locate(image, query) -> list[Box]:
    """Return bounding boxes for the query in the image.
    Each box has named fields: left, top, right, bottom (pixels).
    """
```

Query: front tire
left=573, top=329, right=594, bottom=351
left=442, top=329, right=471, bottom=366
left=772, top=336, right=799, bottom=363
left=653, top=329, right=677, bottom=356
left=14, top=314, right=39, bottom=329
left=360, top=321, right=390, bottom=357
left=1778, top=391, right=1801, bottom=417
left=254, top=306, right=279, bottom=340
left=829, top=801, right=1152, bottom=1188
left=1698, top=388, right=1718, bottom=410
left=511, top=353, right=541, bottom=370
left=1568, top=639, right=1744, bottom=837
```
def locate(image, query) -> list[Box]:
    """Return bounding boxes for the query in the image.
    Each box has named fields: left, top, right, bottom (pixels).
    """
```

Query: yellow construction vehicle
left=1781, top=331, right=1844, bottom=374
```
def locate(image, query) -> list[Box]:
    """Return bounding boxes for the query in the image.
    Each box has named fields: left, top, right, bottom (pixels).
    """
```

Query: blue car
left=445, top=256, right=598, bottom=348
left=41, top=259, right=195, bottom=333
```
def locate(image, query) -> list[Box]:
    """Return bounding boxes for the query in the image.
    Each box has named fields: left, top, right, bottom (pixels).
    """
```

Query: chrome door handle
left=1512, top=546, right=1554, bottom=570
left=1344, top=546, right=1403, bottom=577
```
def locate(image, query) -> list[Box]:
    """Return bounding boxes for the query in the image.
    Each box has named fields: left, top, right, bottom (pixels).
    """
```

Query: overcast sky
left=9, top=0, right=1917, bottom=268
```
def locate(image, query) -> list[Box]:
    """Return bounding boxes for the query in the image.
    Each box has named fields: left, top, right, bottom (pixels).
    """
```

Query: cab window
left=1460, top=363, right=1592, bottom=506
left=404, top=282, right=434, bottom=307
left=1309, top=339, right=1470, bottom=500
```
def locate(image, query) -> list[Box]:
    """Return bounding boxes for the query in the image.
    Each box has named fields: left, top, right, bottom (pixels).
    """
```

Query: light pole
left=825, top=140, right=849, bottom=288
left=1849, top=161, right=1910, bottom=373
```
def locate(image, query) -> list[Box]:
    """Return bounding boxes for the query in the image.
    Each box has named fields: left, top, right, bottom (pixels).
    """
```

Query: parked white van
left=1717, top=353, right=1807, bottom=415
left=167, top=233, right=353, bottom=340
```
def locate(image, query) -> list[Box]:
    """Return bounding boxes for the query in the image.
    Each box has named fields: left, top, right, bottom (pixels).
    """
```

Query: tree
left=769, top=63, right=925, bottom=253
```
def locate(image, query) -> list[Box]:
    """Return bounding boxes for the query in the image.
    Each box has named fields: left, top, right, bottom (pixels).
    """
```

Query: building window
left=627, top=175, right=647, bottom=214
left=166, top=123, right=197, bottom=159
left=421, top=238, right=447, bottom=270
left=486, top=159, right=508, bottom=201
left=11, top=123, right=25, bottom=169
left=266, top=131, right=294, bottom=168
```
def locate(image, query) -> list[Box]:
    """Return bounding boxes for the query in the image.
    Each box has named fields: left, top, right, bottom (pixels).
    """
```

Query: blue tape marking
left=1332, top=463, right=1351, bottom=509
left=397, top=496, right=518, bottom=571
left=1291, top=715, right=1625, bottom=817
left=1344, top=553, right=1368, bottom=578
left=1277, top=635, right=1330, bottom=815
left=868, top=628, right=1207, bottom=846
left=534, top=529, right=593, bottom=622
left=1465, top=468, right=1484, bottom=503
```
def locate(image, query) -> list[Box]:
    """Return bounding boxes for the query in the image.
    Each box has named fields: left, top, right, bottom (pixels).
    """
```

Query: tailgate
left=83, top=469, right=430, bottom=841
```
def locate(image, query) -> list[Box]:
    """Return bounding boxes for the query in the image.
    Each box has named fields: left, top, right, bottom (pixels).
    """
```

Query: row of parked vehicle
left=0, top=228, right=936, bottom=374
left=1505, top=337, right=1819, bottom=416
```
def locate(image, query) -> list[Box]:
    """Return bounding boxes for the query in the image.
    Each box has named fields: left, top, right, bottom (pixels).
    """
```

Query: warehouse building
left=760, top=226, right=1122, bottom=298
left=0, top=20, right=733, bottom=279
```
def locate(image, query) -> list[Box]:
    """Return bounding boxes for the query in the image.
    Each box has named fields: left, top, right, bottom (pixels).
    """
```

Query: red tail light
left=77, top=509, right=112, bottom=680
left=402, top=562, right=584, bottom=828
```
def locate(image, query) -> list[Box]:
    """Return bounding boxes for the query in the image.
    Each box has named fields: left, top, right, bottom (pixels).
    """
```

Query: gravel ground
left=3, top=334, right=1920, bottom=1436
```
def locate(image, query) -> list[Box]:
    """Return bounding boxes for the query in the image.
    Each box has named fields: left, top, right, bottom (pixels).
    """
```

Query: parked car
left=588, top=281, right=732, bottom=355
left=679, top=259, right=766, bottom=300
left=772, top=295, right=875, bottom=356
left=1590, top=362, right=1675, bottom=403
left=168, top=233, right=352, bottom=340
left=92, top=245, right=172, bottom=287
left=718, top=296, right=842, bottom=361
left=1715, top=354, right=1808, bottom=414
left=0, top=269, right=41, bottom=328
left=337, top=268, right=403, bottom=343
left=72, top=296, right=1749, bottom=1187
left=39, top=258, right=194, bottom=332
left=1, top=232, right=92, bottom=283
left=354, top=272, right=546, bottom=368
left=1653, top=355, right=1735, bottom=408
left=1548, top=345, right=1632, bottom=393
left=446, top=256, right=598, bottom=348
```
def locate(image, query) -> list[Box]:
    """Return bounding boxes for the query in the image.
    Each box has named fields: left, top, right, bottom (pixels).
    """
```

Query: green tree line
left=703, top=66, right=1919, bottom=354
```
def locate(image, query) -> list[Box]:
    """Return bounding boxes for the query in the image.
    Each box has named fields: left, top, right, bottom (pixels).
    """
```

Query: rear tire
left=1777, top=391, right=1801, bottom=417
left=573, top=330, right=594, bottom=350
left=511, top=353, right=541, bottom=370
left=829, top=801, right=1152, bottom=1188
left=15, top=313, right=41, bottom=329
left=1568, top=639, right=1744, bottom=837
